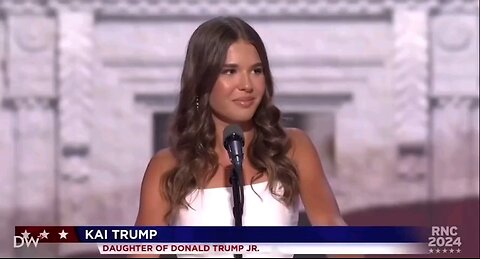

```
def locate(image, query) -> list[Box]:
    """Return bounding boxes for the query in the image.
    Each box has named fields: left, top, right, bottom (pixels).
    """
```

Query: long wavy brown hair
left=162, top=16, right=299, bottom=223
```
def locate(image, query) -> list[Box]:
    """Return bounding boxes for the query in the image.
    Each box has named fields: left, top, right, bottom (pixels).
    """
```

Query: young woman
left=133, top=16, right=346, bottom=258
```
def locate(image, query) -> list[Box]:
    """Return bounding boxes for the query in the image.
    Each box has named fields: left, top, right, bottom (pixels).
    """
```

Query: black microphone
left=223, top=124, right=245, bottom=168
left=223, top=124, right=245, bottom=247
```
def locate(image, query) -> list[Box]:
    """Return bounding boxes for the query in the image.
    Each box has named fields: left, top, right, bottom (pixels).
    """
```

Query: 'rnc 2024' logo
left=428, top=226, right=462, bottom=254
left=14, top=230, right=45, bottom=248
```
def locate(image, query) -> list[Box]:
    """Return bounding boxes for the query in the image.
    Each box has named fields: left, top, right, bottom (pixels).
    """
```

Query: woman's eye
left=253, top=67, right=263, bottom=74
left=222, top=69, right=236, bottom=75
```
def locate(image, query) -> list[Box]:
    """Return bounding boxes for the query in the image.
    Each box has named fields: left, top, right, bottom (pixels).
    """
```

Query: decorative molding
left=6, top=15, right=56, bottom=98
left=396, top=144, right=427, bottom=182
left=435, top=18, right=473, bottom=52
left=4, top=97, right=55, bottom=111
left=0, top=0, right=49, bottom=15
left=135, top=92, right=352, bottom=113
left=57, top=12, right=94, bottom=234
left=58, top=11, right=94, bottom=150
left=431, top=14, right=479, bottom=97
left=393, top=9, right=429, bottom=145
left=13, top=17, right=54, bottom=53
left=431, top=95, right=480, bottom=110
left=0, top=0, right=478, bottom=16
left=55, top=0, right=480, bottom=16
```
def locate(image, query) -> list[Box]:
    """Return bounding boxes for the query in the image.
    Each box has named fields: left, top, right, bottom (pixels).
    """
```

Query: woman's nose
left=238, top=72, right=253, bottom=92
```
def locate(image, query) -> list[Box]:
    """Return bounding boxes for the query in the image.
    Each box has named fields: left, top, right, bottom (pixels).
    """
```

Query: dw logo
left=14, top=231, right=40, bottom=248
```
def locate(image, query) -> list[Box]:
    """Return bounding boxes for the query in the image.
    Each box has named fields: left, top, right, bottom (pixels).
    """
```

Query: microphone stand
left=230, top=164, right=244, bottom=259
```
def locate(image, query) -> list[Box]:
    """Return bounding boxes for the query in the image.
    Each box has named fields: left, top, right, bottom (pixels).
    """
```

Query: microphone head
left=223, top=124, right=245, bottom=149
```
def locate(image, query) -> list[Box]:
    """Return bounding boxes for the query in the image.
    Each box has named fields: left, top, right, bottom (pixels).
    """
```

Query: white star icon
left=38, top=230, right=49, bottom=239
left=436, top=249, right=441, bottom=253
left=456, top=248, right=461, bottom=253
left=443, top=249, right=447, bottom=253
left=58, top=230, right=68, bottom=239
left=429, top=248, right=434, bottom=253
left=449, top=248, right=454, bottom=253
left=21, top=230, right=30, bottom=239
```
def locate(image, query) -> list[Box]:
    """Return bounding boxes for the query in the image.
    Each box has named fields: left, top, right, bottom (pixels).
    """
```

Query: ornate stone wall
left=57, top=10, right=94, bottom=225
left=431, top=12, right=479, bottom=200
left=0, top=0, right=478, bottom=257
left=2, top=13, right=57, bottom=257
left=0, top=16, right=14, bottom=259
left=393, top=9, right=429, bottom=180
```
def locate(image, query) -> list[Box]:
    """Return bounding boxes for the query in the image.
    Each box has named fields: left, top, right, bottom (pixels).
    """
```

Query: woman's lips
left=233, top=97, right=255, bottom=108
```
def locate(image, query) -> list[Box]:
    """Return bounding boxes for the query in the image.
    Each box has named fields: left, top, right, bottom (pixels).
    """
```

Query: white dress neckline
left=173, top=180, right=299, bottom=258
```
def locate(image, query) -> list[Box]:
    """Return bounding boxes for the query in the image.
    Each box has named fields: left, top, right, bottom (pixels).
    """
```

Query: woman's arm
left=287, top=128, right=362, bottom=258
left=128, top=149, right=176, bottom=258
left=287, top=128, right=345, bottom=226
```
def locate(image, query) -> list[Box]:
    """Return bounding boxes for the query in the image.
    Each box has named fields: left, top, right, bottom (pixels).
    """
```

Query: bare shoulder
left=147, top=148, right=178, bottom=177
left=135, top=148, right=177, bottom=227
left=285, top=127, right=310, bottom=142
left=141, top=148, right=177, bottom=187
left=284, top=127, right=323, bottom=179
left=140, top=148, right=178, bottom=197
left=285, top=127, right=317, bottom=160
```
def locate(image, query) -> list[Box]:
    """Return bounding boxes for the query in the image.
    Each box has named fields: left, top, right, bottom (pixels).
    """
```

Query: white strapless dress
left=172, top=181, right=300, bottom=258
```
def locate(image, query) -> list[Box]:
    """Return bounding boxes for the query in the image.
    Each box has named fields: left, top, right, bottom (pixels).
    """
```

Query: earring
left=195, top=96, right=199, bottom=111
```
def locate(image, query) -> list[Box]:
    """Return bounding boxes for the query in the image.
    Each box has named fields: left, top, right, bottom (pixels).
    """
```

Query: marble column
left=0, top=23, right=14, bottom=259
left=392, top=9, right=429, bottom=182
left=431, top=13, right=479, bottom=200
left=57, top=10, right=95, bottom=256
left=6, top=14, right=57, bottom=257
